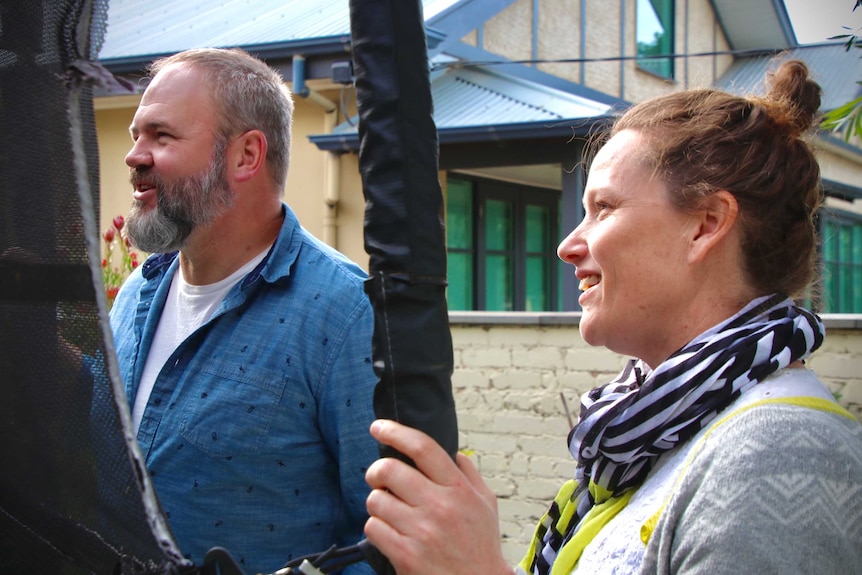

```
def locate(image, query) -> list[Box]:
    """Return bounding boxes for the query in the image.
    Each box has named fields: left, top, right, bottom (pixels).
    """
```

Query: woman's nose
left=557, top=224, right=587, bottom=264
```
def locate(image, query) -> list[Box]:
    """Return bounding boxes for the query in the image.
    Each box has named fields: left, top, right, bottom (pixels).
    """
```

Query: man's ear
left=230, top=130, right=267, bottom=183
left=689, top=190, right=739, bottom=263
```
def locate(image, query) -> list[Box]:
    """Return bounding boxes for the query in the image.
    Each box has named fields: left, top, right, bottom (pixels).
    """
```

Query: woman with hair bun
left=362, top=59, right=862, bottom=575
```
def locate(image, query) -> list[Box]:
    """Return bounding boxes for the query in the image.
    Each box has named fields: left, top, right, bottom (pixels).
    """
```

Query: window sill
left=448, top=311, right=862, bottom=330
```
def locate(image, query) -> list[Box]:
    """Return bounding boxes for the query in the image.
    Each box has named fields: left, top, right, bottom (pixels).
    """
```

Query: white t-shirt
left=131, top=250, right=269, bottom=433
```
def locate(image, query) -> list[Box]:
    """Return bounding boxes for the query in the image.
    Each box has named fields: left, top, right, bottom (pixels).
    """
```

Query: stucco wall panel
left=583, top=0, right=622, bottom=97
left=94, top=100, right=138, bottom=246
left=537, top=0, right=583, bottom=82
left=819, top=146, right=862, bottom=188
left=483, top=0, right=533, bottom=63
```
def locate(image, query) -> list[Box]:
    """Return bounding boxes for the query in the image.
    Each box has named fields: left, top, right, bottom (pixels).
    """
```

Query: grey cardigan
left=561, top=368, right=862, bottom=574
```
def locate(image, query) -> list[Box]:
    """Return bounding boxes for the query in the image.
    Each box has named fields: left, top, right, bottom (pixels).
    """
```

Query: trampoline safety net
left=1, top=1, right=459, bottom=573
left=0, top=1, right=191, bottom=573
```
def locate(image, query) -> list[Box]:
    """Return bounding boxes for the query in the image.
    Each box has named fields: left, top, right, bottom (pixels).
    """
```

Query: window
left=820, top=208, right=862, bottom=313
left=445, top=176, right=561, bottom=311
left=637, top=0, right=674, bottom=79
left=446, top=179, right=475, bottom=311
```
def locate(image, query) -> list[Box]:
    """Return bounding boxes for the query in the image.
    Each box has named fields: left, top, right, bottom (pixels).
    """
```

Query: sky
left=784, top=0, right=862, bottom=44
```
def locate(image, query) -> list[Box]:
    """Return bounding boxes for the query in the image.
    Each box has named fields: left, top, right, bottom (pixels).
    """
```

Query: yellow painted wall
left=94, top=96, right=139, bottom=244
left=289, top=88, right=369, bottom=268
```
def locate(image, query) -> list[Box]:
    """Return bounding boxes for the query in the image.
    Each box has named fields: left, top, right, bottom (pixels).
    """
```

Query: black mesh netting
left=0, top=0, right=458, bottom=572
left=0, top=1, right=190, bottom=573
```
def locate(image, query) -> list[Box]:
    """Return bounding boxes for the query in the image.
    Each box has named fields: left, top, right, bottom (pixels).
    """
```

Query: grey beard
left=126, top=198, right=193, bottom=254
left=126, top=143, right=233, bottom=254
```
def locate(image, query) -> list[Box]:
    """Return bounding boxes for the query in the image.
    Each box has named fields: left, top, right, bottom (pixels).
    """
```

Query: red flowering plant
left=101, top=215, right=139, bottom=309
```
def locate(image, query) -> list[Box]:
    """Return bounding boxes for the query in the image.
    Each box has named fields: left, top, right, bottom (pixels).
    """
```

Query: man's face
left=124, top=63, right=234, bottom=254
left=126, top=141, right=232, bottom=254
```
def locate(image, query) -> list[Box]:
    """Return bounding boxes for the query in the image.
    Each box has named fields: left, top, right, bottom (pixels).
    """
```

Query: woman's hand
left=364, top=419, right=513, bottom=575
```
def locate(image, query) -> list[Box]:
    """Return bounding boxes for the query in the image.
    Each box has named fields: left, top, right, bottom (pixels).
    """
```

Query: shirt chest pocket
left=179, top=364, right=287, bottom=458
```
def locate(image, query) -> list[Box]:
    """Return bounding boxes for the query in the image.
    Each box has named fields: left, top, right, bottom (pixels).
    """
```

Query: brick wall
left=448, top=312, right=862, bottom=564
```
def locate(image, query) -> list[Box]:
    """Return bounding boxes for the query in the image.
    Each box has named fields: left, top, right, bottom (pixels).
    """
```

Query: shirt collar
left=244, top=202, right=301, bottom=287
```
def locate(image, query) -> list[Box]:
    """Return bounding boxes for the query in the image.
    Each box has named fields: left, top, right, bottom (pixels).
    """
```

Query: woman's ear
left=230, top=130, right=267, bottom=183
left=689, top=190, right=739, bottom=263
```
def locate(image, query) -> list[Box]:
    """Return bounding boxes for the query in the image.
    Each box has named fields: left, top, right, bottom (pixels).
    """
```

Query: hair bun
left=763, top=59, right=822, bottom=136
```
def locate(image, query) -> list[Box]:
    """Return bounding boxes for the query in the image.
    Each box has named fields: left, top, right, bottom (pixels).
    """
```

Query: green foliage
left=821, top=95, right=862, bottom=141
left=820, top=0, right=862, bottom=141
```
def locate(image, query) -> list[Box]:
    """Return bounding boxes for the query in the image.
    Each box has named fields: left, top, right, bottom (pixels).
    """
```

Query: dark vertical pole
left=349, top=0, right=459, bottom=462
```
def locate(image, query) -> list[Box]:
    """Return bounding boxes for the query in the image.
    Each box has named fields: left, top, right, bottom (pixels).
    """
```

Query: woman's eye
left=595, top=202, right=612, bottom=214
left=582, top=198, right=613, bottom=219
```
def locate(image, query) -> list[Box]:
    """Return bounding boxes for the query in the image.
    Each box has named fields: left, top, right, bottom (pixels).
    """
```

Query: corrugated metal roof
left=716, top=43, right=862, bottom=111
left=313, top=63, right=613, bottom=150
left=98, top=0, right=461, bottom=60
left=430, top=66, right=611, bottom=128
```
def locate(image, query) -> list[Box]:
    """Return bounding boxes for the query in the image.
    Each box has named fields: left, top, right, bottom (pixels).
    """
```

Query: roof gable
left=710, top=0, right=797, bottom=50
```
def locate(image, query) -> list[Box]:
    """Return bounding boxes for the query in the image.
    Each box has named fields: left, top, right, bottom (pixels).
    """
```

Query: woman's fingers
left=365, top=420, right=454, bottom=509
left=364, top=420, right=512, bottom=575
left=366, top=476, right=408, bottom=513
left=369, top=419, right=460, bottom=486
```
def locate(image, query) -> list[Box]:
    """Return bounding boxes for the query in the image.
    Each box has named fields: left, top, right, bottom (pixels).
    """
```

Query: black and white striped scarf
left=528, top=293, right=825, bottom=575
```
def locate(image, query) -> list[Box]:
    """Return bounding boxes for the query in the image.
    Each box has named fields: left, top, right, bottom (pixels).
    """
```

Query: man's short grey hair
left=148, top=48, right=294, bottom=191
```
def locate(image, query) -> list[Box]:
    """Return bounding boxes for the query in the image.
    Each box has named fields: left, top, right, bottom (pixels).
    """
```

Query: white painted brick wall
left=449, top=314, right=862, bottom=565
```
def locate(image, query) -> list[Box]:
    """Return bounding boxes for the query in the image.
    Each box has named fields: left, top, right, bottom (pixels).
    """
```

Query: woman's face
left=558, top=130, right=703, bottom=368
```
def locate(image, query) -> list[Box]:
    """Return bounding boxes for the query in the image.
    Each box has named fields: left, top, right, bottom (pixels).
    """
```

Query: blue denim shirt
left=110, top=204, right=377, bottom=575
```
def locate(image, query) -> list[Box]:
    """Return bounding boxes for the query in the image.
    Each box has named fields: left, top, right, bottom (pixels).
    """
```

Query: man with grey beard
left=109, top=47, right=378, bottom=575
left=125, top=138, right=230, bottom=254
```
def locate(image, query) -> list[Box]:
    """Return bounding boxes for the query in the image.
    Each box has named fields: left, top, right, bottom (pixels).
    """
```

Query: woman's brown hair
left=611, top=59, right=823, bottom=299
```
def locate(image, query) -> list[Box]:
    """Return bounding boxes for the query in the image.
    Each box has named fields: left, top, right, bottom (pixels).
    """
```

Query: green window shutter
left=445, top=178, right=474, bottom=311
left=854, top=225, right=862, bottom=312
left=485, top=198, right=514, bottom=311
left=525, top=204, right=551, bottom=311
left=820, top=211, right=862, bottom=313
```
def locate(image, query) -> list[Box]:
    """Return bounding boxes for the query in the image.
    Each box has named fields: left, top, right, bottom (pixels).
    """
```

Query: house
left=95, top=0, right=862, bottom=563
left=96, top=0, right=862, bottom=313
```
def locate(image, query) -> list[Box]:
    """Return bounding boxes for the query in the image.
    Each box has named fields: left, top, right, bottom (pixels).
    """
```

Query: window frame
left=818, top=206, right=862, bottom=313
left=636, top=0, right=675, bottom=80
left=446, top=174, right=561, bottom=312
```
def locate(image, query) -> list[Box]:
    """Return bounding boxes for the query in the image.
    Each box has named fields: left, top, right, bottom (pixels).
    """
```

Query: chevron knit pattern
left=637, top=397, right=862, bottom=573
